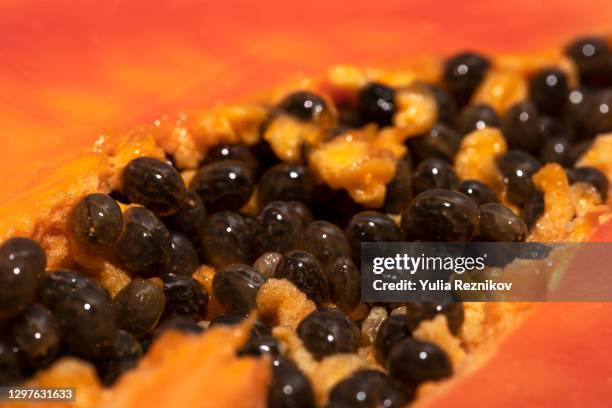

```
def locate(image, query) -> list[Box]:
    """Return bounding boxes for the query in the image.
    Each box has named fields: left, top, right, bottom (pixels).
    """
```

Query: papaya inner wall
left=1, top=0, right=612, bottom=205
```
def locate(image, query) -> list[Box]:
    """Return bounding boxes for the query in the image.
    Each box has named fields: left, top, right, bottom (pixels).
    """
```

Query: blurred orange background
left=1, top=0, right=612, bottom=205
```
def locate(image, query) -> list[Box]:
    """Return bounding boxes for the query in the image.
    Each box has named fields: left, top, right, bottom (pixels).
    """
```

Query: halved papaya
left=2, top=0, right=612, bottom=407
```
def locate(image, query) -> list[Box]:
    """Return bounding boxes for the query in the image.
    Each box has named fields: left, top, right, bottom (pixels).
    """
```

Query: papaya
left=1, top=0, right=612, bottom=407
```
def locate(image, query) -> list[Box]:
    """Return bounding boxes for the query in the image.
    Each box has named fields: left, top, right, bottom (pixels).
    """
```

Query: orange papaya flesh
left=419, top=214, right=612, bottom=407
left=417, top=301, right=612, bottom=407
left=16, top=321, right=270, bottom=408
left=108, top=321, right=270, bottom=408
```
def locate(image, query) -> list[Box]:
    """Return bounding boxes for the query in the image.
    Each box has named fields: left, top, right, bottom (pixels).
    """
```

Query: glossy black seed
left=478, top=203, right=527, bottom=242
left=213, top=264, right=264, bottom=312
left=37, top=269, right=99, bottom=310
left=297, top=309, right=360, bottom=360
left=443, top=52, right=490, bottom=106
left=529, top=68, right=569, bottom=115
left=538, top=115, right=574, bottom=141
left=201, top=211, right=254, bottom=269
left=11, top=304, right=59, bottom=367
left=457, top=179, right=498, bottom=206
left=0, top=337, right=23, bottom=385
left=190, top=160, right=254, bottom=213
left=304, top=221, right=351, bottom=272
left=289, top=201, right=314, bottom=230
left=97, top=329, right=142, bottom=385
left=162, top=189, right=207, bottom=243
left=455, top=104, right=500, bottom=134
left=112, top=278, right=165, bottom=338
left=275, top=250, right=329, bottom=305
left=497, top=150, right=542, bottom=205
left=539, top=137, right=572, bottom=166
left=122, top=157, right=186, bottom=216
left=388, top=338, right=452, bottom=388
left=0, top=238, right=46, bottom=318
left=423, top=83, right=457, bottom=125
left=268, top=357, right=316, bottom=408
left=203, top=144, right=260, bottom=179
left=310, top=185, right=366, bottom=228
left=358, top=83, right=396, bottom=127
left=404, top=302, right=464, bottom=335
left=54, top=280, right=117, bottom=359
left=253, top=201, right=305, bottom=255
left=565, top=37, right=611, bottom=87
left=99, top=358, right=139, bottom=386
left=568, top=167, right=609, bottom=201
left=401, top=189, right=479, bottom=242
left=579, top=89, right=612, bottom=138
left=280, top=91, right=330, bottom=123
left=345, top=211, right=402, bottom=265
left=258, top=163, right=315, bottom=206
left=328, top=369, right=413, bottom=408
left=502, top=101, right=542, bottom=153
left=116, top=207, right=171, bottom=272
left=407, top=124, right=462, bottom=163
left=253, top=252, right=283, bottom=279
left=564, top=87, right=591, bottom=136
left=0, top=238, right=46, bottom=281
left=70, top=193, right=123, bottom=249
left=150, top=316, right=204, bottom=338
left=157, top=232, right=199, bottom=277
left=328, top=257, right=361, bottom=313
left=209, top=311, right=271, bottom=337
left=522, top=190, right=545, bottom=229
left=161, top=275, right=208, bottom=322
left=106, top=329, right=142, bottom=361
left=412, top=158, right=459, bottom=196
left=375, top=315, right=411, bottom=364
left=239, top=335, right=280, bottom=357
left=382, top=155, right=413, bottom=214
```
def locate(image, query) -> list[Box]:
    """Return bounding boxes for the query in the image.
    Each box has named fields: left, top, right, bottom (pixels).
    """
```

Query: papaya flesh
left=12, top=321, right=270, bottom=408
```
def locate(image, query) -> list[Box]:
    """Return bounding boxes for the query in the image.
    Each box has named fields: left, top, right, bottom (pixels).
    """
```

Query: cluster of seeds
left=1, top=36, right=611, bottom=406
